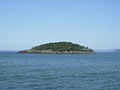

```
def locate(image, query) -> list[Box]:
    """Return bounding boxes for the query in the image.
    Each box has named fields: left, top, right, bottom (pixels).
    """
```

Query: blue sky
left=0, top=0, right=120, bottom=50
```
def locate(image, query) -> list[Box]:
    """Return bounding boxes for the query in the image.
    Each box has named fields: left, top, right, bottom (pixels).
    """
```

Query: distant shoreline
left=18, top=49, right=95, bottom=54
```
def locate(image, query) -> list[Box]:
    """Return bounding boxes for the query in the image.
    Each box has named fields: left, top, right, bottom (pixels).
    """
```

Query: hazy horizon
left=0, top=0, right=120, bottom=50
left=0, top=47, right=120, bottom=51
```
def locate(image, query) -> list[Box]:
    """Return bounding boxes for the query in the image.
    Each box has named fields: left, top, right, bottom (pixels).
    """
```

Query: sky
left=0, top=0, right=120, bottom=50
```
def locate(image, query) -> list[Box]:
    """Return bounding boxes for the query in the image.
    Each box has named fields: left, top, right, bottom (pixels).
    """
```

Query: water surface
left=0, top=52, right=120, bottom=90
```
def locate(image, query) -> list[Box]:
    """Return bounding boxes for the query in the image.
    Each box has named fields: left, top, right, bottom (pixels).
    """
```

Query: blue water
left=0, top=52, right=120, bottom=90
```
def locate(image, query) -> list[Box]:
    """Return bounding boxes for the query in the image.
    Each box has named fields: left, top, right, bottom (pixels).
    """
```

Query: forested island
left=19, top=42, right=95, bottom=54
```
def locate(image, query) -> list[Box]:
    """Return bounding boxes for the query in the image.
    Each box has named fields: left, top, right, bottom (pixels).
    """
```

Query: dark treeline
left=32, top=42, right=93, bottom=52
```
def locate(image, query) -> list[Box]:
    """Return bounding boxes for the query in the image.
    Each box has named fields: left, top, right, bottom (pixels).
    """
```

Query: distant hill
left=114, top=49, right=120, bottom=52
left=94, top=49, right=120, bottom=52
left=19, top=42, right=95, bottom=54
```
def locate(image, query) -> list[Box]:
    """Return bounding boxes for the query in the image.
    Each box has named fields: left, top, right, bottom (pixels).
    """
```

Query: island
left=18, top=42, right=95, bottom=54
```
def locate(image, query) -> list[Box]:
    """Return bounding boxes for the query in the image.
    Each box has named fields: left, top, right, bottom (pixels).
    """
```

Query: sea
left=0, top=52, right=120, bottom=90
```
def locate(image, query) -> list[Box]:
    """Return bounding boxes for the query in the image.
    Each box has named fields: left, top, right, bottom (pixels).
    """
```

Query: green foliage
left=32, top=42, right=93, bottom=52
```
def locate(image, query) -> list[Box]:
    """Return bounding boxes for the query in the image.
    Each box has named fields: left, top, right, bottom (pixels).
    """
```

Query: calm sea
left=0, top=52, right=120, bottom=90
